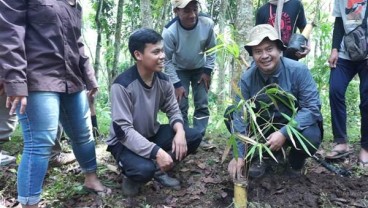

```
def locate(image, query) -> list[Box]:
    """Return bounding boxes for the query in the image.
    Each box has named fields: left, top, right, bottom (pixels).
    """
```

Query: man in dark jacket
left=226, top=24, right=322, bottom=180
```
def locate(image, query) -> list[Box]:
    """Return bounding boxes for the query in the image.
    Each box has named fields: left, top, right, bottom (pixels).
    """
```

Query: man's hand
left=295, top=43, right=311, bottom=59
left=228, top=158, right=244, bottom=180
left=87, top=87, right=98, bottom=104
left=172, top=128, right=187, bottom=161
left=265, top=131, right=286, bottom=151
left=175, top=86, right=187, bottom=102
left=6, top=96, right=27, bottom=115
left=156, top=148, right=174, bottom=172
left=197, top=73, right=211, bottom=92
left=328, top=48, right=339, bottom=68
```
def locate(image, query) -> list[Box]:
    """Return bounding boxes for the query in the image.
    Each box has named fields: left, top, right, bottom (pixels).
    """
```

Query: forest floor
left=1, top=135, right=368, bottom=208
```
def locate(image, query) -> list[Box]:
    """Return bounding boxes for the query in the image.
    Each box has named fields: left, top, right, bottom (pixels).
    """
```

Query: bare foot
left=359, top=148, right=368, bottom=162
left=83, top=172, right=111, bottom=195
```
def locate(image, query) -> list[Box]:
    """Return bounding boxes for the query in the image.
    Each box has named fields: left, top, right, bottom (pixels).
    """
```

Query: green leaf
left=258, top=144, right=263, bottom=163
left=290, top=127, right=312, bottom=156
left=286, top=125, right=297, bottom=149
left=264, top=146, right=278, bottom=163
left=245, top=145, right=257, bottom=160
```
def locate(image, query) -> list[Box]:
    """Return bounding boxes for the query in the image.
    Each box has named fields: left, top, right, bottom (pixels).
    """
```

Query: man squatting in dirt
left=225, top=24, right=323, bottom=179
left=106, top=28, right=202, bottom=196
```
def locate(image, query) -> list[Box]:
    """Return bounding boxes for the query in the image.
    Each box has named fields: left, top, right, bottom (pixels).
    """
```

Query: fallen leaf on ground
left=197, top=162, right=206, bottom=169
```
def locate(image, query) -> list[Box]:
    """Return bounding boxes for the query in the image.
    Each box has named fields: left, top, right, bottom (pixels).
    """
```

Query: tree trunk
left=231, top=0, right=253, bottom=97
left=216, top=0, right=229, bottom=104
left=155, top=1, right=171, bottom=33
left=110, top=0, right=124, bottom=86
left=94, top=0, right=104, bottom=81
left=140, top=0, right=153, bottom=28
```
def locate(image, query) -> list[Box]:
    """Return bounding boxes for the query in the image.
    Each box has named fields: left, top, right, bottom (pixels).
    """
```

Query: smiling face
left=134, top=41, right=165, bottom=73
left=175, top=1, right=199, bottom=29
left=251, top=39, right=282, bottom=75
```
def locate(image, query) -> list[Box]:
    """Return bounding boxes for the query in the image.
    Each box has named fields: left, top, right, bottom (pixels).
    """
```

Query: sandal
left=325, top=149, right=351, bottom=160
left=83, top=186, right=112, bottom=197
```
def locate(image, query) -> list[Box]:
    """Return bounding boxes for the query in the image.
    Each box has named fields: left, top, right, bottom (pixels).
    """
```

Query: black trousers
left=224, top=105, right=322, bottom=170
left=107, top=125, right=202, bottom=183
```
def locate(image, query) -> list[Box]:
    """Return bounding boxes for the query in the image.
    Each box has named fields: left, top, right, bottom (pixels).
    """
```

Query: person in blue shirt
left=225, top=24, right=322, bottom=180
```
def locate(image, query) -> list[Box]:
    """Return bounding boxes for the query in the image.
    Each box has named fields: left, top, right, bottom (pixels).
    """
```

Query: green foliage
left=232, top=85, right=317, bottom=164
left=206, top=27, right=241, bottom=61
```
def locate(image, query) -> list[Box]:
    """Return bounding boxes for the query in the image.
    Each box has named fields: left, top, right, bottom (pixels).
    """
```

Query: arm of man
left=199, top=21, right=216, bottom=91
left=77, top=36, right=98, bottom=92
left=0, top=1, right=28, bottom=114
left=160, top=82, right=187, bottom=161
left=295, top=2, right=309, bottom=59
left=279, top=65, right=322, bottom=141
left=328, top=17, right=344, bottom=68
left=162, top=29, right=186, bottom=101
left=110, top=84, right=161, bottom=159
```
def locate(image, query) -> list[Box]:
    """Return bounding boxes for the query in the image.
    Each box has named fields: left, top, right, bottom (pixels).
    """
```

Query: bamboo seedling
left=222, top=84, right=317, bottom=207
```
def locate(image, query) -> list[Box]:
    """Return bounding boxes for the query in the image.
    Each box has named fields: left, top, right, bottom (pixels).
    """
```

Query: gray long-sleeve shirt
left=106, top=65, right=183, bottom=159
left=233, top=57, right=322, bottom=158
left=162, top=15, right=216, bottom=87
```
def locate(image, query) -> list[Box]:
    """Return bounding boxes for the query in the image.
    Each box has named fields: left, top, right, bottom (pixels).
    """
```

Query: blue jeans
left=329, top=58, right=368, bottom=149
left=16, top=91, right=97, bottom=205
left=177, top=69, right=209, bottom=136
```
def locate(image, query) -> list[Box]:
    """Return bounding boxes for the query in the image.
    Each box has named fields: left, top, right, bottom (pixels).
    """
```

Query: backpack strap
left=362, top=4, right=368, bottom=28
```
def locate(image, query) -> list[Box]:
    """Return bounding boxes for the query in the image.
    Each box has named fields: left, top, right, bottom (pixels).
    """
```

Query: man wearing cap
left=225, top=24, right=322, bottom=180
left=162, top=0, right=216, bottom=148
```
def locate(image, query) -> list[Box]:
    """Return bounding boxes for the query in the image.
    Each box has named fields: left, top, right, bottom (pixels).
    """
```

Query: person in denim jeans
left=326, top=0, right=368, bottom=168
left=0, top=0, right=110, bottom=207
left=162, top=0, right=216, bottom=146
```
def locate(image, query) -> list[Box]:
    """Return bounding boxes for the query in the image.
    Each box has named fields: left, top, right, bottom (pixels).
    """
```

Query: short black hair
left=128, top=28, right=163, bottom=60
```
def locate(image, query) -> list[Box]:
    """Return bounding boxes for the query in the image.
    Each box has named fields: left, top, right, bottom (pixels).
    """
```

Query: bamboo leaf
left=268, top=95, right=280, bottom=111
left=290, top=127, right=312, bottom=156
left=245, top=145, right=257, bottom=160
left=244, top=102, right=265, bottom=139
left=291, top=127, right=317, bottom=150
left=258, top=144, right=263, bottom=163
left=236, top=133, right=258, bottom=145
left=264, top=146, right=278, bottom=163
left=286, top=125, right=297, bottom=149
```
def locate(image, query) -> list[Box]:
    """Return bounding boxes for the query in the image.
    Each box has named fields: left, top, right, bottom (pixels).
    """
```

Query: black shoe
left=199, top=140, right=216, bottom=150
left=154, top=171, right=181, bottom=190
left=249, top=161, right=267, bottom=178
left=287, top=167, right=303, bottom=178
left=122, top=176, right=141, bottom=196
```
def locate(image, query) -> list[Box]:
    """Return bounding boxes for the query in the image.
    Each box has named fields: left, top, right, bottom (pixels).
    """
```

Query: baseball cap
left=171, top=0, right=198, bottom=8
left=244, top=24, right=286, bottom=56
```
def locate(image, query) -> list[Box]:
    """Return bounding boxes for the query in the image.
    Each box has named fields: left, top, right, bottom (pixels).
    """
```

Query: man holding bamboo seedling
left=225, top=24, right=322, bottom=179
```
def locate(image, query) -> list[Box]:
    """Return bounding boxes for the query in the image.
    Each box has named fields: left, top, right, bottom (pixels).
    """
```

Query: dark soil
left=1, top=140, right=368, bottom=208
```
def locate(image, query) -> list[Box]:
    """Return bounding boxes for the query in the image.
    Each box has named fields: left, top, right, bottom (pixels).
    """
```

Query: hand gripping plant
left=223, top=83, right=316, bottom=208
